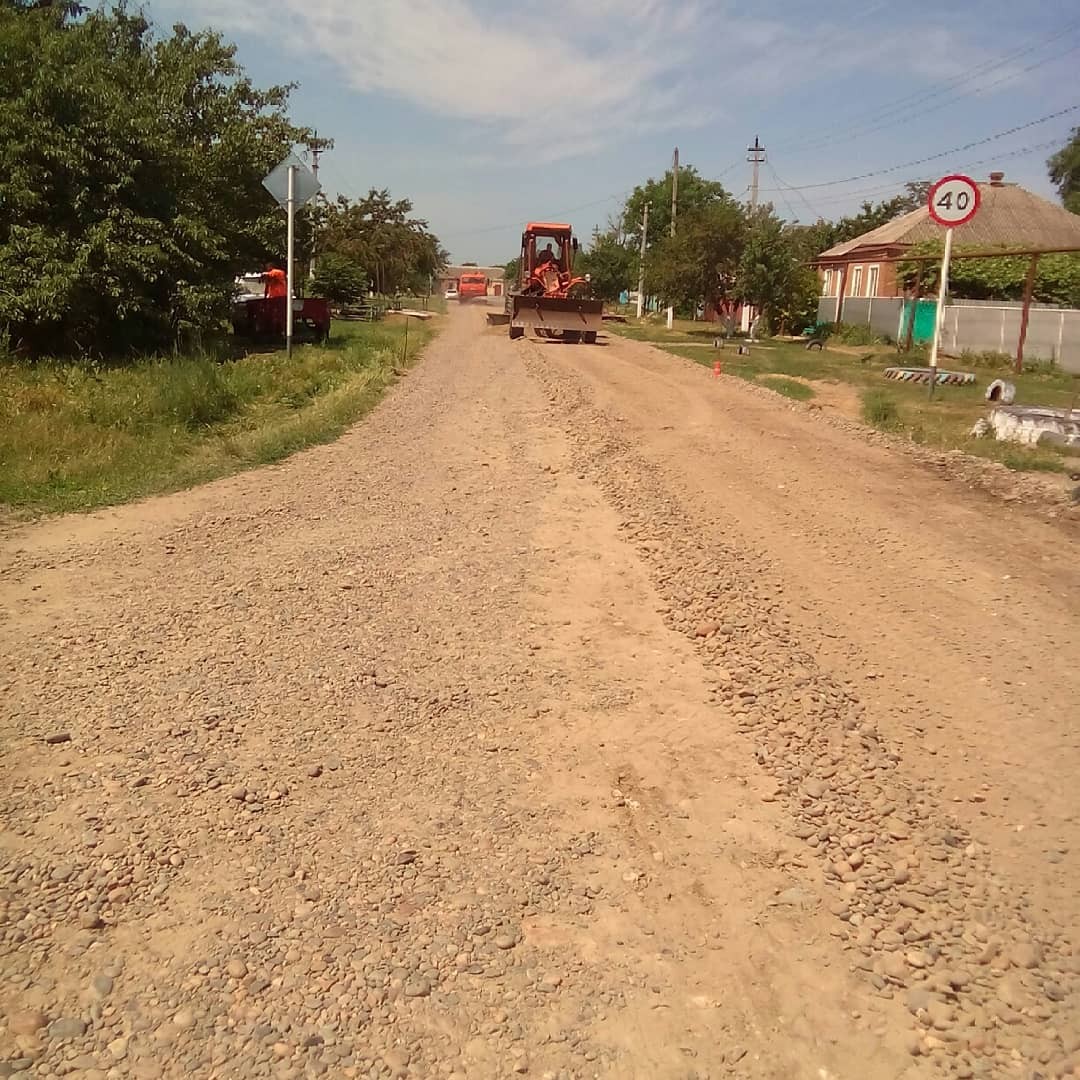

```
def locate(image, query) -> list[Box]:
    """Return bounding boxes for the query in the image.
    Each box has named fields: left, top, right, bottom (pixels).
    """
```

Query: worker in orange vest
left=262, top=263, right=288, bottom=299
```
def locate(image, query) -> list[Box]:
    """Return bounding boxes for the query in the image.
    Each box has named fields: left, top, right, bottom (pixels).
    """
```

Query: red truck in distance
left=457, top=272, right=488, bottom=302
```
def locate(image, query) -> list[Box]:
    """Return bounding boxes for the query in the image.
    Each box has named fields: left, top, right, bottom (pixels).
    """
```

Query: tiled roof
left=817, top=181, right=1080, bottom=259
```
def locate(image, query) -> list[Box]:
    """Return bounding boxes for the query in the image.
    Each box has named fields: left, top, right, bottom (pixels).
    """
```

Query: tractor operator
left=536, top=243, right=559, bottom=269
left=262, top=263, right=288, bottom=299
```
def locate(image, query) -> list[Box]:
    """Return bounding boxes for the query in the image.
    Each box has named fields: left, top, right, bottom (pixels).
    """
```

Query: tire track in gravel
left=522, top=332, right=1080, bottom=1080
left=1, top=305, right=918, bottom=1080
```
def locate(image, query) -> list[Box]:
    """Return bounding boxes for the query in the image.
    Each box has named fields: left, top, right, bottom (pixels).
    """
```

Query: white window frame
left=851, top=265, right=864, bottom=297
left=866, top=264, right=880, bottom=297
left=821, top=269, right=833, bottom=296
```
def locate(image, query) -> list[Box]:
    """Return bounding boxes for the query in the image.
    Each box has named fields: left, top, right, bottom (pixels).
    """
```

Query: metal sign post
left=262, top=153, right=321, bottom=359
left=926, top=174, right=980, bottom=399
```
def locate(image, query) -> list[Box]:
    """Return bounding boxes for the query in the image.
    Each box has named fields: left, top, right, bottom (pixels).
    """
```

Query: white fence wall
left=819, top=296, right=1080, bottom=374
left=941, top=302, right=1080, bottom=374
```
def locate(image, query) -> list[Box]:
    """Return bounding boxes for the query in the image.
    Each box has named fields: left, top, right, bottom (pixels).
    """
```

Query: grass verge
left=0, top=319, right=436, bottom=518
left=611, top=319, right=1080, bottom=474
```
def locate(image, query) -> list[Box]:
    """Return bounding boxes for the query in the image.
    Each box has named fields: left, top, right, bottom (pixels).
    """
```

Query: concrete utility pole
left=636, top=203, right=649, bottom=319
left=667, top=146, right=678, bottom=329
left=306, top=132, right=331, bottom=280
left=747, top=135, right=766, bottom=209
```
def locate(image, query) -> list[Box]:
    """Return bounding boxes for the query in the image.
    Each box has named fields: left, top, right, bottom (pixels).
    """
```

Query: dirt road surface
left=3, top=304, right=1078, bottom=1080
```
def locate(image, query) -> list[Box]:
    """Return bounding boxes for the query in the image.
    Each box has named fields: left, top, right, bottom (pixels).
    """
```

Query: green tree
left=577, top=232, right=636, bottom=301
left=737, top=209, right=820, bottom=333
left=314, top=190, right=445, bottom=296
left=647, top=200, right=745, bottom=313
left=623, top=166, right=732, bottom=251
left=0, top=3, right=313, bottom=357
left=1048, top=127, right=1080, bottom=214
left=503, top=257, right=521, bottom=290
left=309, top=253, right=367, bottom=305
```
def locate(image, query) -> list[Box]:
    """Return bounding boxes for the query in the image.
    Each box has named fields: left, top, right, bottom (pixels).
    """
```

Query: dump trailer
left=458, top=272, right=488, bottom=302
left=488, top=223, right=603, bottom=343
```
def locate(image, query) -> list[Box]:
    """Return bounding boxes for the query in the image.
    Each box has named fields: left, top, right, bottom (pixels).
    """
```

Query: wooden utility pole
left=306, top=131, right=331, bottom=280
left=1015, top=253, right=1040, bottom=374
left=636, top=203, right=649, bottom=319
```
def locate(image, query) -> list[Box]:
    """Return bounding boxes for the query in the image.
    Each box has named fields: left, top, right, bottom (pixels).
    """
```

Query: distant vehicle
left=444, top=284, right=459, bottom=301
left=458, top=272, right=488, bottom=302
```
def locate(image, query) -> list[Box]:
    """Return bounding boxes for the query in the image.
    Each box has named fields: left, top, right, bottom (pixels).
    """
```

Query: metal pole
left=286, top=164, right=296, bottom=360
left=928, top=225, right=954, bottom=400
left=1015, top=253, right=1040, bottom=375
left=636, top=204, right=648, bottom=319
left=747, top=136, right=765, bottom=210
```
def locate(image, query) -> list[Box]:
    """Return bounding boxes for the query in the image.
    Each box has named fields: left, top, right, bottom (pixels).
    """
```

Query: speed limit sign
left=928, top=174, right=980, bottom=227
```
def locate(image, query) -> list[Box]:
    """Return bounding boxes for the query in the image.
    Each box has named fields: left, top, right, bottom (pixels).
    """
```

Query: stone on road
left=2, top=303, right=1077, bottom=1079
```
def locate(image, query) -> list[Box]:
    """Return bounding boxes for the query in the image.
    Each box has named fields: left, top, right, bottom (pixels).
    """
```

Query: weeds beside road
left=612, top=318, right=1080, bottom=474
left=0, top=318, right=435, bottom=518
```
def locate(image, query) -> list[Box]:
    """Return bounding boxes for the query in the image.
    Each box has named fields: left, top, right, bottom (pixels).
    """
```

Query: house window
left=851, top=265, right=864, bottom=297
left=821, top=269, right=833, bottom=296
left=866, top=265, right=880, bottom=297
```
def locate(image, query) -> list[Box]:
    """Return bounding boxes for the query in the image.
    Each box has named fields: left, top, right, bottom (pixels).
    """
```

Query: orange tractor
left=490, top=223, right=602, bottom=343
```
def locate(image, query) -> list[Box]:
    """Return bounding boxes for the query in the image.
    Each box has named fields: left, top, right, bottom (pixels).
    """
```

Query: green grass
left=610, top=318, right=1080, bottom=475
left=0, top=319, right=436, bottom=517
left=759, top=375, right=816, bottom=401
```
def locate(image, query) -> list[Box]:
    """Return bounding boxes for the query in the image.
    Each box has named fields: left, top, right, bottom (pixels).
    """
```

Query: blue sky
left=150, top=0, right=1079, bottom=264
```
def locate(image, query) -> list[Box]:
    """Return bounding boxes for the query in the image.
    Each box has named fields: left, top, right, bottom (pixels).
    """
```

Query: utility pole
left=306, top=132, right=331, bottom=280
left=667, top=146, right=678, bottom=329
left=747, top=135, right=766, bottom=209
left=636, top=203, right=648, bottom=319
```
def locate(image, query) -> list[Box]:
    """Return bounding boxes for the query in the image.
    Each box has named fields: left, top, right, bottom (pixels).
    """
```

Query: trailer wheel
left=583, top=331, right=597, bottom=344
left=509, top=326, right=524, bottom=340
left=563, top=331, right=581, bottom=344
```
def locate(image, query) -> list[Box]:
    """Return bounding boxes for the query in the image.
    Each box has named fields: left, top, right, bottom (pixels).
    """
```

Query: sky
left=148, top=0, right=1080, bottom=265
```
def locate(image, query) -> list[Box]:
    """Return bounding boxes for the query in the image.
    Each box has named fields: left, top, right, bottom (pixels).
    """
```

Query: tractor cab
left=522, top=223, right=578, bottom=278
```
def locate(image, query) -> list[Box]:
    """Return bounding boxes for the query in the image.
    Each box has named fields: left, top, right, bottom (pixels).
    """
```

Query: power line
left=772, top=18, right=1080, bottom=155
left=761, top=138, right=1064, bottom=202
left=758, top=104, right=1079, bottom=193
left=779, top=36, right=1080, bottom=158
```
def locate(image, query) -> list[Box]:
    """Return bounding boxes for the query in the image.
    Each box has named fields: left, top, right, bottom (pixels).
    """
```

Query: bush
left=832, top=323, right=884, bottom=346
left=861, top=389, right=901, bottom=429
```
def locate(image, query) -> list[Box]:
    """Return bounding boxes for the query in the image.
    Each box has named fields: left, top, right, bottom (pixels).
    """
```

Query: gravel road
left=2, top=303, right=1078, bottom=1080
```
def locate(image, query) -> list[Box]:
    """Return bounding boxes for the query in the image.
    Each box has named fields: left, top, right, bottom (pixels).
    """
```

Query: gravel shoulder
left=1, top=304, right=1077, bottom=1079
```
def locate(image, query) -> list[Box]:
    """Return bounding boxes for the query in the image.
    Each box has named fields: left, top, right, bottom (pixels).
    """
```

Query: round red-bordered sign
left=928, top=174, right=980, bottom=227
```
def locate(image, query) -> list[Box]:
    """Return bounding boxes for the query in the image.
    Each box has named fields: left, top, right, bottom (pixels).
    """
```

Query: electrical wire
left=778, top=37, right=1080, bottom=158
left=771, top=18, right=1080, bottom=155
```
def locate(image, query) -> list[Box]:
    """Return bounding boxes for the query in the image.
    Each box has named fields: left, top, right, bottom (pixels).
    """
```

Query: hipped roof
left=817, top=180, right=1080, bottom=260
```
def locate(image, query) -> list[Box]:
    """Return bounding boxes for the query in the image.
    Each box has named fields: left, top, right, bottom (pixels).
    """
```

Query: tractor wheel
left=509, top=326, right=524, bottom=340
left=582, top=331, right=597, bottom=344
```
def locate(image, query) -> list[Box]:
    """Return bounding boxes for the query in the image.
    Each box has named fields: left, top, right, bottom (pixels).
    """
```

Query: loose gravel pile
left=525, top=344, right=1080, bottom=1079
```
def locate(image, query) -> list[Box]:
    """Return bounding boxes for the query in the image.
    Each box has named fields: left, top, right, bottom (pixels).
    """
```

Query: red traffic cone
left=713, top=358, right=723, bottom=378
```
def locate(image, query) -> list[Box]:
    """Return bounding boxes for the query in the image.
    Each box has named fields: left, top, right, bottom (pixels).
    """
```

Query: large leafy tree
left=647, top=199, right=745, bottom=313
left=737, top=209, right=820, bottom=333
left=314, top=190, right=446, bottom=295
left=576, top=232, right=636, bottom=302
left=623, top=167, right=732, bottom=252
left=1048, top=127, right=1080, bottom=214
left=0, top=2, right=314, bottom=357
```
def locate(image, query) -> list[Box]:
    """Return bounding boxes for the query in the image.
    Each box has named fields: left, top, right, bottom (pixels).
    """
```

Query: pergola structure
left=814, top=173, right=1080, bottom=372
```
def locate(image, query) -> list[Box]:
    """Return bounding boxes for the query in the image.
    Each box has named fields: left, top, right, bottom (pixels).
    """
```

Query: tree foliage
left=309, top=253, right=367, bottom=305
left=576, top=232, right=636, bottom=302
left=900, top=242, right=1080, bottom=307
left=313, top=190, right=446, bottom=296
left=0, top=2, right=313, bottom=357
left=623, top=167, right=732, bottom=250
left=1048, top=126, right=1080, bottom=214
left=736, top=210, right=820, bottom=333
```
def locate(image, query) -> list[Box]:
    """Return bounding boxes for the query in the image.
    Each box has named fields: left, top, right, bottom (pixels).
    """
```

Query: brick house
left=814, top=173, right=1080, bottom=312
